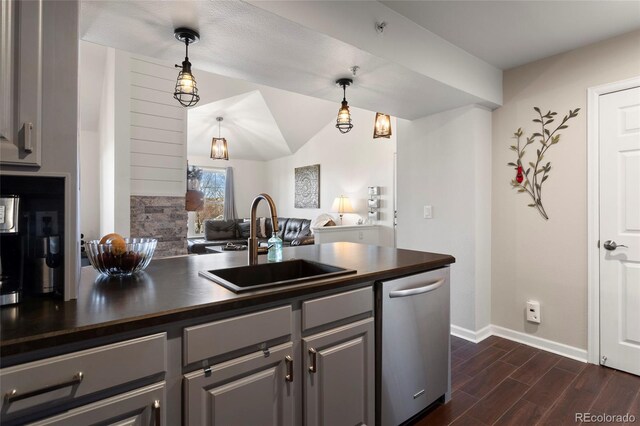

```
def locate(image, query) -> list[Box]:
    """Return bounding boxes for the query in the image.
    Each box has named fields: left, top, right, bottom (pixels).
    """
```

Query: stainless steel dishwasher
left=377, top=267, right=451, bottom=426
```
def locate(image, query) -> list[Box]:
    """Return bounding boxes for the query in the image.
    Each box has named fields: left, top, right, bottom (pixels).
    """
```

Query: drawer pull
left=153, top=399, right=161, bottom=426
left=4, top=371, right=83, bottom=403
left=285, top=355, right=293, bottom=382
left=308, top=348, right=317, bottom=373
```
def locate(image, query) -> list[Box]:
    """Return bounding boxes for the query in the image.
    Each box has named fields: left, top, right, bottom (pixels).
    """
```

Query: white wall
left=397, top=105, right=492, bottom=333
left=79, top=130, right=100, bottom=241
left=265, top=108, right=397, bottom=246
left=491, top=29, right=640, bottom=350
left=99, top=48, right=115, bottom=237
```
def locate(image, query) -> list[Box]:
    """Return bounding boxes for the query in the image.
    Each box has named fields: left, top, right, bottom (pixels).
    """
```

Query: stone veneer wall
left=130, top=196, right=187, bottom=258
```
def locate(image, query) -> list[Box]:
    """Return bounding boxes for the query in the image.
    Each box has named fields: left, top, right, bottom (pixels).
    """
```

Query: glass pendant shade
left=373, top=112, right=392, bottom=138
left=336, top=101, right=353, bottom=134
left=335, top=78, right=354, bottom=134
left=174, top=60, right=200, bottom=107
left=210, top=137, right=229, bottom=160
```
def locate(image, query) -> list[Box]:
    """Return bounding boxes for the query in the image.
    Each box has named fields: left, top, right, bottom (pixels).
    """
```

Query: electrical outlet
left=526, top=300, right=541, bottom=324
left=423, top=205, right=433, bottom=219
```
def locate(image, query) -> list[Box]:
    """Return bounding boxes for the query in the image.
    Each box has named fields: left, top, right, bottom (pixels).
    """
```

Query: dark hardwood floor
left=414, top=335, right=640, bottom=425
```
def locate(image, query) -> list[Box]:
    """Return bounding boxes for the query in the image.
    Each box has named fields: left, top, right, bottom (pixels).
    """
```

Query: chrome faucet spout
left=248, top=193, right=279, bottom=265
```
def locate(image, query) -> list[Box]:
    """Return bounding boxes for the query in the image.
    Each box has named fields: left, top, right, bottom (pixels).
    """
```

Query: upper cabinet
left=0, top=0, right=42, bottom=167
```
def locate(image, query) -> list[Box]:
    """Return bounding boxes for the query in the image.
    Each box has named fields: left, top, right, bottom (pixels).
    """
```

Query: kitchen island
left=0, top=243, right=454, bottom=425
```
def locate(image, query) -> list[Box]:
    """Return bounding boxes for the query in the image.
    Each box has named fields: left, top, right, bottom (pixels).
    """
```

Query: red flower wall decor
left=508, top=107, right=580, bottom=220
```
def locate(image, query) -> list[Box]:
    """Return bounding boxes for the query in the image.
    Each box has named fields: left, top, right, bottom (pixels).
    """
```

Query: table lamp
left=331, top=195, right=354, bottom=225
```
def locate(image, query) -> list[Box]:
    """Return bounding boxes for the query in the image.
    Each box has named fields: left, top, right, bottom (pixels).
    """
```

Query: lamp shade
left=210, top=137, right=229, bottom=160
left=373, top=112, right=392, bottom=138
left=331, top=195, right=354, bottom=214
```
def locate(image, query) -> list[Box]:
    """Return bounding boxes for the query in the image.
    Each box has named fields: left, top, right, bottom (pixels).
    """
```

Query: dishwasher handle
left=388, top=279, right=444, bottom=298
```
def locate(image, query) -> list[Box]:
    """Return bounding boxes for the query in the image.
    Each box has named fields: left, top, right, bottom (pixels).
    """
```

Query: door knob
left=603, top=240, right=628, bottom=251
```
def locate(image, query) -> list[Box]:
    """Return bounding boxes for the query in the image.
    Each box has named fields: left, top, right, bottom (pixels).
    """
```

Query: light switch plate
left=423, top=205, right=433, bottom=219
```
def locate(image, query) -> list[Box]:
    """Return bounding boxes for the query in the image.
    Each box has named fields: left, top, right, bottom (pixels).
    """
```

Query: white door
left=600, top=86, right=640, bottom=376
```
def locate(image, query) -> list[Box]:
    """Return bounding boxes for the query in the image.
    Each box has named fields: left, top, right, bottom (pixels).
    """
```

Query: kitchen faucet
left=248, top=193, right=279, bottom=265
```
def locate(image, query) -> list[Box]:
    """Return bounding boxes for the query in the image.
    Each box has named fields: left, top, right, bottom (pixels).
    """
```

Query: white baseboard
left=451, top=324, right=492, bottom=343
left=451, top=324, right=588, bottom=362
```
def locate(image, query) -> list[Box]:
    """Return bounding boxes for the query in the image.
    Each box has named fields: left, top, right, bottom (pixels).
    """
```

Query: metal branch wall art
left=508, top=107, right=580, bottom=220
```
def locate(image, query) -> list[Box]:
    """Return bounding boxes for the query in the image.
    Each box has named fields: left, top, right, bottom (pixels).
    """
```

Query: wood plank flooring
left=413, top=336, right=640, bottom=425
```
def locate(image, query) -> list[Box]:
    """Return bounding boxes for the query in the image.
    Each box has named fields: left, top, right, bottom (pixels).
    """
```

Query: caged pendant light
left=211, top=117, right=229, bottom=160
left=335, top=78, right=354, bottom=134
left=373, top=112, right=392, bottom=138
left=173, top=28, right=201, bottom=107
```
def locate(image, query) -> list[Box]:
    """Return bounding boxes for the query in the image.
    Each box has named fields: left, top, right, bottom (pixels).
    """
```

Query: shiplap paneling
left=130, top=99, right=183, bottom=119
left=131, top=152, right=184, bottom=170
left=130, top=72, right=175, bottom=93
left=131, top=139, right=184, bottom=157
left=129, top=56, right=186, bottom=197
left=131, top=85, right=180, bottom=107
left=130, top=126, right=183, bottom=144
left=131, top=112, right=184, bottom=132
left=131, top=166, right=184, bottom=182
left=129, top=57, right=178, bottom=81
left=131, top=180, right=185, bottom=197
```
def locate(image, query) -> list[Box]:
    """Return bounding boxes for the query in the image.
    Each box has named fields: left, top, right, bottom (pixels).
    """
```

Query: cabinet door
left=184, top=342, right=295, bottom=426
left=303, top=318, right=374, bottom=426
left=28, top=382, right=165, bottom=426
left=0, top=0, right=42, bottom=166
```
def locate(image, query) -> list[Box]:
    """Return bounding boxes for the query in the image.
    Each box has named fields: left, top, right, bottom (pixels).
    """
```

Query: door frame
left=586, top=76, right=640, bottom=364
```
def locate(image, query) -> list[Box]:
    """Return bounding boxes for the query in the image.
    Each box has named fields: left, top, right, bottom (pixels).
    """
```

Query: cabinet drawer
left=183, top=305, right=292, bottom=365
left=28, top=382, right=165, bottom=426
left=302, top=286, right=373, bottom=331
left=0, top=333, right=166, bottom=419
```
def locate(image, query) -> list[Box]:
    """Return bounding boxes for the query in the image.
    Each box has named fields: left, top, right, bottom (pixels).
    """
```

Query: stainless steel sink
left=199, top=259, right=356, bottom=293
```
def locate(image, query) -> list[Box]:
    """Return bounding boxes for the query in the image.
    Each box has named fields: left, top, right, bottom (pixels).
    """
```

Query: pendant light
left=373, top=112, right=392, bottom=138
left=335, top=78, right=354, bottom=134
left=173, top=28, right=201, bottom=107
left=211, top=117, right=229, bottom=160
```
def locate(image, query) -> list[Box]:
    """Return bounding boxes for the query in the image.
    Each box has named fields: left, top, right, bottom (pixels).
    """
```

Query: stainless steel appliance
left=0, top=195, right=23, bottom=305
left=377, top=267, right=450, bottom=425
left=30, top=235, right=62, bottom=294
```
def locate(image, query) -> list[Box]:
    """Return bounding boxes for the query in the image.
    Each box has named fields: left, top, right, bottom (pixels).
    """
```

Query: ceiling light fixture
left=211, top=117, right=229, bottom=160
left=335, top=78, right=354, bottom=134
left=373, top=112, right=392, bottom=139
left=173, top=27, right=201, bottom=107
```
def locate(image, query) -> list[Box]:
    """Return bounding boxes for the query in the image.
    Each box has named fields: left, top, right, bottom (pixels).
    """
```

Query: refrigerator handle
left=388, top=279, right=444, bottom=298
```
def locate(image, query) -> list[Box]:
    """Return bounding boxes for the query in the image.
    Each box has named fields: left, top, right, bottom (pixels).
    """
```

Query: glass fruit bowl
left=85, top=238, right=157, bottom=276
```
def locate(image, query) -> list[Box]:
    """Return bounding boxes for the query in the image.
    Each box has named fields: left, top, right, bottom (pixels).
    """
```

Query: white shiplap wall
left=129, top=56, right=186, bottom=196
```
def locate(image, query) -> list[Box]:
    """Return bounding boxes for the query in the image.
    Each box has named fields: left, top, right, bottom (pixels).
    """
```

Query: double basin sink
left=199, top=259, right=356, bottom=293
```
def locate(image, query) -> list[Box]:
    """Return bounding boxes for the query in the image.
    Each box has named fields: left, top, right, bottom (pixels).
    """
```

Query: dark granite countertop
left=0, top=243, right=454, bottom=357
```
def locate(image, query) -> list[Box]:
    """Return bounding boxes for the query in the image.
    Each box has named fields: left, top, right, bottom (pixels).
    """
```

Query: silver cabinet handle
left=153, top=399, right=161, bottom=426
left=4, top=372, right=83, bottom=403
left=285, top=355, right=293, bottom=382
left=23, top=122, right=33, bottom=153
left=308, top=348, right=317, bottom=373
left=389, top=279, right=444, bottom=298
left=603, top=240, right=628, bottom=251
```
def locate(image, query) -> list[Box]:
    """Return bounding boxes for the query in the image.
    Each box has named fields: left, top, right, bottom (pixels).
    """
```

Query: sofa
left=188, top=217, right=314, bottom=254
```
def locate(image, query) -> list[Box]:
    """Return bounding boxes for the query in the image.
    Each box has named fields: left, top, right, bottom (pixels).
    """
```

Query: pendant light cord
left=342, top=83, right=347, bottom=103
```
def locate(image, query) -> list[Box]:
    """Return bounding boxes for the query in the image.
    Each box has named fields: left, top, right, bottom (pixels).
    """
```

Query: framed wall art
left=295, top=164, right=320, bottom=208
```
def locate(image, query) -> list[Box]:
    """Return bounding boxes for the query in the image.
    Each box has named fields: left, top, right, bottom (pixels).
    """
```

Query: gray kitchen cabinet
left=28, top=382, right=165, bottom=426
left=303, top=318, right=375, bottom=426
left=0, top=0, right=43, bottom=167
left=183, top=342, right=295, bottom=426
left=0, top=333, right=167, bottom=425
